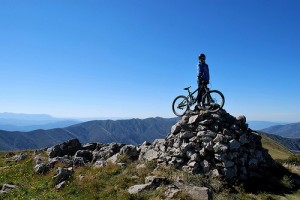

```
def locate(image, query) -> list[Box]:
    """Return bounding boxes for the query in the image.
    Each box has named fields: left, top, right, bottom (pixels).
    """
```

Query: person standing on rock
left=197, top=53, right=210, bottom=106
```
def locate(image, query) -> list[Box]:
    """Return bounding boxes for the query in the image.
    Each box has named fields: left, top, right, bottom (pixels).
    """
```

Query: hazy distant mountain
left=261, top=122, right=300, bottom=138
left=0, top=112, right=56, bottom=121
left=0, top=120, right=80, bottom=132
left=0, top=117, right=179, bottom=151
left=0, top=112, right=79, bottom=131
left=248, top=121, right=286, bottom=130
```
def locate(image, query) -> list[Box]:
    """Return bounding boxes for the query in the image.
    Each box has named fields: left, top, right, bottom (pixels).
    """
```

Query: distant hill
left=259, top=131, right=300, bottom=153
left=0, top=112, right=56, bottom=121
left=260, top=133, right=292, bottom=160
left=0, top=120, right=80, bottom=132
left=248, top=121, right=286, bottom=130
left=0, top=112, right=79, bottom=131
left=0, top=117, right=179, bottom=151
left=261, top=122, right=300, bottom=138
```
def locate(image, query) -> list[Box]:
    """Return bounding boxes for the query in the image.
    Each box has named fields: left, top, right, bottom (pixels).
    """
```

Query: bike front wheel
left=172, top=95, right=189, bottom=117
left=202, top=90, right=225, bottom=113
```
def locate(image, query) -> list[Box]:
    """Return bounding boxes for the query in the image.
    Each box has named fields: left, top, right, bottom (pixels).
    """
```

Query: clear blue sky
left=0, top=0, right=299, bottom=121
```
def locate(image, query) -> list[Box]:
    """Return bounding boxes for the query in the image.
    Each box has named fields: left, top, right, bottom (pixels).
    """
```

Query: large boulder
left=47, top=139, right=82, bottom=158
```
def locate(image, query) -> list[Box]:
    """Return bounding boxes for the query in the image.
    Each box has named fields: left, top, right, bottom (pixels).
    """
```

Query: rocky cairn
left=139, top=109, right=275, bottom=182
left=29, top=108, right=276, bottom=194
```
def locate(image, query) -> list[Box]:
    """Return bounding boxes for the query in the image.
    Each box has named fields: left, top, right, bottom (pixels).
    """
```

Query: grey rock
left=213, top=142, right=228, bottom=153
left=254, top=150, right=264, bottom=162
left=180, top=131, right=194, bottom=139
left=211, top=123, right=219, bottom=132
left=249, top=158, right=259, bottom=167
left=229, top=139, right=241, bottom=150
left=49, top=156, right=73, bottom=167
left=145, top=176, right=168, bottom=185
left=34, top=155, right=44, bottom=165
left=53, top=167, right=73, bottom=184
left=119, top=145, right=139, bottom=159
left=75, top=150, right=93, bottom=162
left=164, top=184, right=181, bottom=199
left=34, top=163, right=51, bottom=174
left=211, top=169, right=220, bottom=178
left=203, top=141, right=214, bottom=151
left=190, top=153, right=200, bottom=162
left=94, top=160, right=107, bottom=168
left=228, top=152, right=239, bottom=160
left=230, top=124, right=238, bottom=130
left=188, top=115, right=203, bottom=124
left=236, top=115, right=246, bottom=124
left=180, top=115, right=189, bottom=124
left=200, top=136, right=213, bottom=143
left=55, top=181, right=66, bottom=190
left=214, top=153, right=227, bottom=162
left=73, top=157, right=86, bottom=167
left=107, top=153, right=119, bottom=164
left=224, top=160, right=235, bottom=168
left=47, top=138, right=82, bottom=158
left=171, top=123, right=181, bottom=135
left=180, top=143, right=193, bottom=153
left=1, top=184, right=18, bottom=193
left=213, top=134, right=224, bottom=143
left=152, top=139, right=166, bottom=152
left=184, top=186, right=210, bottom=200
left=200, top=160, right=210, bottom=173
left=188, top=161, right=199, bottom=168
left=199, top=148, right=206, bottom=157
left=239, top=134, right=250, bottom=145
left=14, top=153, right=28, bottom=161
left=93, top=143, right=124, bottom=161
left=82, top=143, right=97, bottom=151
left=199, top=119, right=213, bottom=125
left=139, top=149, right=159, bottom=161
left=128, top=176, right=168, bottom=194
left=196, top=125, right=207, bottom=131
left=223, top=166, right=237, bottom=179
left=128, top=182, right=152, bottom=194
left=4, top=152, right=15, bottom=158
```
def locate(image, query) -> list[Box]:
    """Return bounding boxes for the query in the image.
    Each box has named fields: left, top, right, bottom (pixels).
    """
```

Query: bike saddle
left=184, top=86, right=191, bottom=90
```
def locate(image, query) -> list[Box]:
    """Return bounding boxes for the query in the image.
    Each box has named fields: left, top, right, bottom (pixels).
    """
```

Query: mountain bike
left=172, top=83, right=225, bottom=117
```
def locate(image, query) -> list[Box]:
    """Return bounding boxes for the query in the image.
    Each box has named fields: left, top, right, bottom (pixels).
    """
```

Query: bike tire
left=202, top=90, right=225, bottom=113
left=172, top=95, right=189, bottom=117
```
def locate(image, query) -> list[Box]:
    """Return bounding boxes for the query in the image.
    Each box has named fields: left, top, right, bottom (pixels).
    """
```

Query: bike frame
left=185, top=85, right=209, bottom=106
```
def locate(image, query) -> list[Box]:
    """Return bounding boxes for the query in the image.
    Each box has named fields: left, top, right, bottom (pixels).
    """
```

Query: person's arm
left=198, top=63, right=204, bottom=80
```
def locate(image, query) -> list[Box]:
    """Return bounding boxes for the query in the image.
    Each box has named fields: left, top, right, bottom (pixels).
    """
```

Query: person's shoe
left=194, top=104, right=201, bottom=111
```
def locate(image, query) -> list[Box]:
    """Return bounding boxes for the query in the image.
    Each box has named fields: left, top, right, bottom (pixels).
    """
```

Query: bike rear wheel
left=202, top=90, right=225, bottom=112
left=172, top=95, right=189, bottom=117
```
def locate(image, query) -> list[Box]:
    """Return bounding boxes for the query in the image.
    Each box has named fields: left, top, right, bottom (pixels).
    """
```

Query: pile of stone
left=138, top=109, right=276, bottom=182
left=32, top=108, right=276, bottom=191
left=33, top=139, right=135, bottom=189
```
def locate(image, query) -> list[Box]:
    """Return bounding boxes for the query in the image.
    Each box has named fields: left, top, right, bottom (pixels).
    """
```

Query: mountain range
left=0, top=117, right=178, bottom=151
left=0, top=112, right=299, bottom=152
left=0, top=112, right=79, bottom=131
left=261, top=122, right=300, bottom=138
left=0, top=112, right=288, bottom=131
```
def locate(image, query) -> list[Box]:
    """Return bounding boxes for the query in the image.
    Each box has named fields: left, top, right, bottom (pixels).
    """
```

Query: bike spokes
left=202, top=90, right=225, bottom=112
left=172, top=95, right=189, bottom=117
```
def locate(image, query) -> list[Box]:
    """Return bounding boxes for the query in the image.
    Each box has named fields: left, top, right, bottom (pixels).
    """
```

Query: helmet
left=199, top=53, right=206, bottom=59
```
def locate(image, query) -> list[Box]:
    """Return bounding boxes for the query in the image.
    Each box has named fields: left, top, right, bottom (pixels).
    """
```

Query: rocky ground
left=1, top=108, right=300, bottom=199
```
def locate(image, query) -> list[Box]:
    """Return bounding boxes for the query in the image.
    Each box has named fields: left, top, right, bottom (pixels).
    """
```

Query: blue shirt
left=198, top=62, right=210, bottom=82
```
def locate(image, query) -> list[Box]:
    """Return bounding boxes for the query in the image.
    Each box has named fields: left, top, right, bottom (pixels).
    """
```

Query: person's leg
left=197, top=82, right=203, bottom=105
